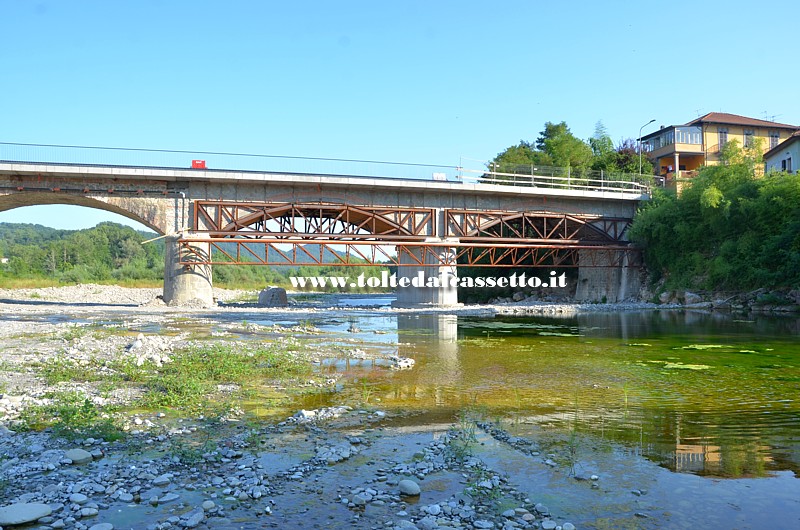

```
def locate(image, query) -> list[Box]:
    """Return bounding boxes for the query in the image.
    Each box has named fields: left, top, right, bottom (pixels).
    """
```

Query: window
left=743, top=129, right=754, bottom=148
left=788, top=157, right=793, bottom=173
left=769, top=131, right=780, bottom=149
left=718, top=128, right=728, bottom=148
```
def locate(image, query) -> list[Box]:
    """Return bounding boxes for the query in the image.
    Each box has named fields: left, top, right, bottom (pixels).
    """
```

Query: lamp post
left=639, top=119, right=656, bottom=175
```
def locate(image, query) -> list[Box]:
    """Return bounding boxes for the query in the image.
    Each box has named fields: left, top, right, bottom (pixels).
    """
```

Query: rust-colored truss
left=183, top=201, right=639, bottom=268
left=194, top=201, right=435, bottom=240
left=177, top=238, right=641, bottom=268
left=445, top=209, right=631, bottom=244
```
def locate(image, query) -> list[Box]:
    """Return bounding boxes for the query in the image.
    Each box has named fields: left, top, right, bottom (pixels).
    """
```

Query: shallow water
left=314, top=310, right=800, bottom=480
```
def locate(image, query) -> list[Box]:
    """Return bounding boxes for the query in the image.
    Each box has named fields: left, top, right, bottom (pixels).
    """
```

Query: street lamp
left=639, top=119, right=656, bottom=175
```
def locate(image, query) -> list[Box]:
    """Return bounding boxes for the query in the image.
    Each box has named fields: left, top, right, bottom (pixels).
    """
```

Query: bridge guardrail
left=460, top=168, right=652, bottom=194
left=0, top=142, right=652, bottom=195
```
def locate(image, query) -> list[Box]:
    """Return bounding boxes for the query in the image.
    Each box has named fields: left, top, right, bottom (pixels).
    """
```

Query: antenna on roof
left=762, top=111, right=781, bottom=122
left=694, top=109, right=703, bottom=118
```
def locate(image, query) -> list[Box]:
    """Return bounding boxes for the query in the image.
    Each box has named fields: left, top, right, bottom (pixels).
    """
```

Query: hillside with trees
left=0, top=222, right=387, bottom=290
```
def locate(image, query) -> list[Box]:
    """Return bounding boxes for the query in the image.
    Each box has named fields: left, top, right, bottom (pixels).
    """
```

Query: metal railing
left=460, top=166, right=653, bottom=193
left=0, top=142, right=652, bottom=195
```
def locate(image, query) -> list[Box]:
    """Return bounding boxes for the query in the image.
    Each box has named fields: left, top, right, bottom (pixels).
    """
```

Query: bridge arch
left=0, top=192, right=170, bottom=235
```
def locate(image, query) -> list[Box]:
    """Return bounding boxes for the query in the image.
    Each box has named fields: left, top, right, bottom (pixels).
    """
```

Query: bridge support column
left=574, top=248, right=642, bottom=303
left=163, top=234, right=215, bottom=307
left=393, top=243, right=460, bottom=308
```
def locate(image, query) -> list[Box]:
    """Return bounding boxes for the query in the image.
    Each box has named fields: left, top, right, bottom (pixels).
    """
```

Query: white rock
left=398, top=479, right=420, bottom=496
left=159, top=493, right=180, bottom=503
left=69, top=493, right=89, bottom=505
left=89, top=524, right=114, bottom=530
left=118, top=493, right=134, bottom=503
left=152, top=474, right=172, bottom=486
left=0, top=503, right=53, bottom=525
left=183, top=509, right=204, bottom=528
left=65, top=448, right=93, bottom=464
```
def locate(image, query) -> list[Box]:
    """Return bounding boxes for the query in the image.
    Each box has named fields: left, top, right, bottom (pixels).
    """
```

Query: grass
left=447, top=409, right=480, bottom=462
left=141, top=343, right=311, bottom=412
left=18, top=391, right=125, bottom=441
left=0, top=277, right=162, bottom=289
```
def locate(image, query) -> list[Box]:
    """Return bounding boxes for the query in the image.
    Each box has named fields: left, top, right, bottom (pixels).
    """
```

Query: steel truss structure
left=194, top=201, right=435, bottom=240
left=180, top=201, right=640, bottom=267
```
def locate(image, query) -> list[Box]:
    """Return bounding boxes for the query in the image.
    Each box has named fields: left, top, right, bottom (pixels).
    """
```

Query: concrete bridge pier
left=393, top=242, right=460, bottom=307
left=163, top=234, right=215, bottom=307
left=574, top=247, right=642, bottom=303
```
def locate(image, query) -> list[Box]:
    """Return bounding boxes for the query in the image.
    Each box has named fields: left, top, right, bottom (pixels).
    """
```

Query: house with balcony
left=642, top=113, right=799, bottom=185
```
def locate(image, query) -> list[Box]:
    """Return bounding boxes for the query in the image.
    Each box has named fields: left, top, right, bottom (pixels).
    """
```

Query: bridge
left=0, top=143, right=651, bottom=307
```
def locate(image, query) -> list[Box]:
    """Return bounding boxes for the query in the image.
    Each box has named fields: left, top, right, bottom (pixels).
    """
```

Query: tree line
left=487, top=121, right=654, bottom=177
left=0, top=221, right=388, bottom=290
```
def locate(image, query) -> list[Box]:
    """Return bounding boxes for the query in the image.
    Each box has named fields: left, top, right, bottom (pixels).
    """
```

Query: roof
left=685, top=112, right=798, bottom=129
left=763, top=130, right=800, bottom=160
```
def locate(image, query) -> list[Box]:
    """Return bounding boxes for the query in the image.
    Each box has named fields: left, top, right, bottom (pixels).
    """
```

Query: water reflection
left=359, top=310, right=800, bottom=479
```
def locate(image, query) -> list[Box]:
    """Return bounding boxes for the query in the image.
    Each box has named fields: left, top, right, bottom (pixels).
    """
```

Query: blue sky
left=2, top=0, right=798, bottom=230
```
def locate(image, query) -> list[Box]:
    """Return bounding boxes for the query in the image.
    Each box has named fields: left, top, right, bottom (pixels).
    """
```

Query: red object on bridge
left=191, top=160, right=206, bottom=169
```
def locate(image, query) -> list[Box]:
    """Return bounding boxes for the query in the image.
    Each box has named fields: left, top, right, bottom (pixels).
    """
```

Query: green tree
left=537, top=121, right=593, bottom=170
left=590, top=121, right=616, bottom=172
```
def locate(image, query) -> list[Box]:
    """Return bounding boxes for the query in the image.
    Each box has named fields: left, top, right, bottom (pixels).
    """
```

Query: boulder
left=257, top=287, right=288, bottom=307
left=398, top=479, right=421, bottom=496
left=0, top=503, right=53, bottom=525
left=65, top=448, right=93, bottom=464
left=684, top=291, right=703, bottom=305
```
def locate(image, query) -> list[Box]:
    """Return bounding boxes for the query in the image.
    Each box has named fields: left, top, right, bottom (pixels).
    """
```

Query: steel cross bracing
left=193, top=201, right=435, bottom=240
left=180, top=201, right=640, bottom=267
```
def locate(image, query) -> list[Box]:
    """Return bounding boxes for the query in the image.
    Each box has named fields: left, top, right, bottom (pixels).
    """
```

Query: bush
left=630, top=157, right=800, bottom=291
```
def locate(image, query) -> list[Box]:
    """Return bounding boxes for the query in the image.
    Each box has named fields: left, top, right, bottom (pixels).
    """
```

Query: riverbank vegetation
left=629, top=140, right=800, bottom=291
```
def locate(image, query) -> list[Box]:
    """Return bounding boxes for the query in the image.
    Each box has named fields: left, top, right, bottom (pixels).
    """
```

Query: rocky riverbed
left=5, top=285, right=796, bottom=529
left=0, top=285, right=595, bottom=530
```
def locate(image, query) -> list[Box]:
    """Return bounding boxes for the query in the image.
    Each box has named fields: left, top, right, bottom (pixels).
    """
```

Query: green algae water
left=313, top=310, right=800, bottom=480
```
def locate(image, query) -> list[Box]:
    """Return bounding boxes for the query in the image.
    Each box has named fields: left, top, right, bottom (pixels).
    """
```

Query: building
left=764, top=130, right=800, bottom=174
left=642, top=113, right=799, bottom=184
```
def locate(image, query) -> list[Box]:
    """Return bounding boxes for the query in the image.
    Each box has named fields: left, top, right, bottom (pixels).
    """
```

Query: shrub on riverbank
left=630, top=146, right=800, bottom=291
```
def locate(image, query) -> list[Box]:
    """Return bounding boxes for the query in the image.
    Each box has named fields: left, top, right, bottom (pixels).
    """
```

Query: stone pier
left=393, top=243, right=459, bottom=307
left=574, top=247, right=642, bottom=303
left=162, top=234, right=215, bottom=307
